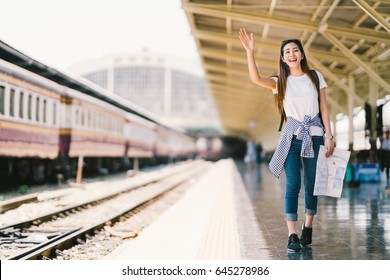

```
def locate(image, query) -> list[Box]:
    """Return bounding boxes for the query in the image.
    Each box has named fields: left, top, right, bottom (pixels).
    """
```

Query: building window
left=84, top=70, right=108, bottom=89
left=113, top=66, right=164, bottom=114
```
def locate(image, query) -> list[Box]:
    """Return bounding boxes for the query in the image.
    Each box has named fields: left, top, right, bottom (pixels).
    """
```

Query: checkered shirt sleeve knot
left=269, top=114, right=323, bottom=178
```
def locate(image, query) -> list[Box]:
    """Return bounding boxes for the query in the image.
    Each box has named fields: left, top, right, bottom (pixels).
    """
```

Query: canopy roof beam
left=182, top=2, right=390, bottom=43
left=352, top=0, right=390, bottom=32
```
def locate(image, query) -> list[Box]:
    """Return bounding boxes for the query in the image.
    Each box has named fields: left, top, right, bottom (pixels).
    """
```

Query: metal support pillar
left=76, top=155, right=84, bottom=184
left=133, top=158, right=139, bottom=172
left=348, top=75, right=355, bottom=151
left=369, top=67, right=378, bottom=159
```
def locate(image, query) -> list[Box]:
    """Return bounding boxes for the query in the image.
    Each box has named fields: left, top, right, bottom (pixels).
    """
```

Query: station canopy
left=182, top=0, right=390, bottom=150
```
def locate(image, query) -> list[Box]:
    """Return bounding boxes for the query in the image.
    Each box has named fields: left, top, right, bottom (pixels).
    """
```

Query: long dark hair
left=274, top=39, right=318, bottom=115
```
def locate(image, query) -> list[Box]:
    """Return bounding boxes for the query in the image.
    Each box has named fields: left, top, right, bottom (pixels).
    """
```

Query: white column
left=107, top=60, right=115, bottom=94
left=164, top=66, right=172, bottom=115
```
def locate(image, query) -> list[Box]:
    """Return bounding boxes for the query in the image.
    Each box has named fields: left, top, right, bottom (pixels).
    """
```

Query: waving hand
left=239, top=28, right=255, bottom=52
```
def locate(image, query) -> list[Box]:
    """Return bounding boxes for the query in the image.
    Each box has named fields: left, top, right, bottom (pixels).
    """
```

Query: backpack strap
left=310, top=69, right=319, bottom=92
left=278, top=109, right=286, bottom=132
left=277, top=70, right=323, bottom=132
left=310, top=70, right=325, bottom=129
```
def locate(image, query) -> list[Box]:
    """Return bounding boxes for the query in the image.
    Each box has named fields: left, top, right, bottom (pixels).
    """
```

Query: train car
left=124, top=112, right=157, bottom=159
left=179, top=133, right=197, bottom=159
left=195, top=134, right=223, bottom=161
left=154, top=126, right=196, bottom=163
left=57, top=86, right=128, bottom=176
left=0, top=40, right=196, bottom=187
left=165, top=130, right=196, bottom=161
left=64, top=89, right=126, bottom=158
left=0, top=59, right=62, bottom=183
left=154, top=126, right=170, bottom=163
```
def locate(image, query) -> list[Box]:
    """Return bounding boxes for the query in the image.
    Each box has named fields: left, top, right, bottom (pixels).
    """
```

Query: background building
left=69, top=50, right=220, bottom=133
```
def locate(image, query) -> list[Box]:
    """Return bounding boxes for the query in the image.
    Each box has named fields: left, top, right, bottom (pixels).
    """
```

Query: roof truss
left=182, top=0, right=390, bottom=150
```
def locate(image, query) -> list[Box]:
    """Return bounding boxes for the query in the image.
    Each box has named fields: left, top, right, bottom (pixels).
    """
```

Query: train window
left=36, top=96, right=40, bottom=122
left=53, top=102, right=57, bottom=126
left=0, top=85, right=5, bottom=115
left=75, top=108, right=79, bottom=126
left=28, top=94, right=32, bottom=120
left=91, top=111, right=94, bottom=129
left=19, top=91, right=24, bottom=119
left=88, top=111, right=91, bottom=128
left=9, top=88, right=15, bottom=117
left=85, top=110, right=89, bottom=128
left=81, top=110, right=84, bottom=127
left=43, top=99, right=47, bottom=123
left=94, top=112, right=97, bottom=129
left=95, top=113, right=98, bottom=129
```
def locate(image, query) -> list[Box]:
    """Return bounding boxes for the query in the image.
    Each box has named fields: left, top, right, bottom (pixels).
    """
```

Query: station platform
left=105, top=159, right=390, bottom=260
left=105, top=159, right=270, bottom=260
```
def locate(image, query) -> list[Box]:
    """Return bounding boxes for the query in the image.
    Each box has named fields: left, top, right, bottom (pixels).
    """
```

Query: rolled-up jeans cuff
left=285, top=213, right=298, bottom=221
left=305, top=208, right=317, bottom=216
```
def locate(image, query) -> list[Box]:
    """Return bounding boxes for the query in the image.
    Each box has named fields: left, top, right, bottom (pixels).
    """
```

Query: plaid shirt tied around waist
left=269, top=114, right=324, bottom=178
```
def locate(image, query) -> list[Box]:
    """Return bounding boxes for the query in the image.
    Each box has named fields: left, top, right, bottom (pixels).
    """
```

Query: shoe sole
left=287, top=247, right=301, bottom=253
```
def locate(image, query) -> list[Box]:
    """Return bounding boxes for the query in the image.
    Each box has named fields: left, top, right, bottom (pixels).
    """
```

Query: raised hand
left=239, top=28, right=255, bottom=52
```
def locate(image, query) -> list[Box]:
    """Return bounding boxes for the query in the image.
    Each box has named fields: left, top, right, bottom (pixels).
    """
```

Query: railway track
left=0, top=193, right=40, bottom=214
left=0, top=160, right=211, bottom=260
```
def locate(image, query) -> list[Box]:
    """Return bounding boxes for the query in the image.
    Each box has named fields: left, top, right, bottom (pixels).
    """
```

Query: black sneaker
left=300, top=223, right=312, bottom=247
left=301, top=247, right=313, bottom=260
left=287, top=233, right=301, bottom=252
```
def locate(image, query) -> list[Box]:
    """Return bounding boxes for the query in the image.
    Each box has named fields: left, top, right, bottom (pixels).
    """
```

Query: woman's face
left=282, top=42, right=303, bottom=69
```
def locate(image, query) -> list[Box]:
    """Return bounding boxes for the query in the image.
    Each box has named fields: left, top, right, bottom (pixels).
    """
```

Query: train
left=0, top=41, right=196, bottom=188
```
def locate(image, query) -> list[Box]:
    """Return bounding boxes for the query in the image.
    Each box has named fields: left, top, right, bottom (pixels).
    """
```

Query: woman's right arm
left=239, top=28, right=276, bottom=90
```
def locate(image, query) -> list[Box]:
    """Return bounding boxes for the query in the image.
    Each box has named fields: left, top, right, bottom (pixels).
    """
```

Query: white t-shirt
left=271, top=70, right=327, bottom=136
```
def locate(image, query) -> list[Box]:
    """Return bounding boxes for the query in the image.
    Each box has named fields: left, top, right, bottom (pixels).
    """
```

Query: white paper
left=314, top=146, right=351, bottom=198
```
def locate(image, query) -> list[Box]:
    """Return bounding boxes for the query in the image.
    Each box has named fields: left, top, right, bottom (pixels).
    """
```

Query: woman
left=238, top=28, right=334, bottom=253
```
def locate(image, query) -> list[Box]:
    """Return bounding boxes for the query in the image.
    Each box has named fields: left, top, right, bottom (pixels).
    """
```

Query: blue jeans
left=284, top=136, right=323, bottom=221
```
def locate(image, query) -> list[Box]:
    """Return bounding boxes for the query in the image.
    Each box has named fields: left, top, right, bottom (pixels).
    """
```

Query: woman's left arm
left=319, top=88, right=335, bottom=157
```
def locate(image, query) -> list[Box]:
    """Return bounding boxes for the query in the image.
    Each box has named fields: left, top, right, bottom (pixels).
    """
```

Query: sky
left=0, top=0, right=200, bottom=71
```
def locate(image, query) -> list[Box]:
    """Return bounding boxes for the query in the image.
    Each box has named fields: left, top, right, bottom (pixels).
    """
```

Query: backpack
left=277, top=69, right=324, bottom=131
